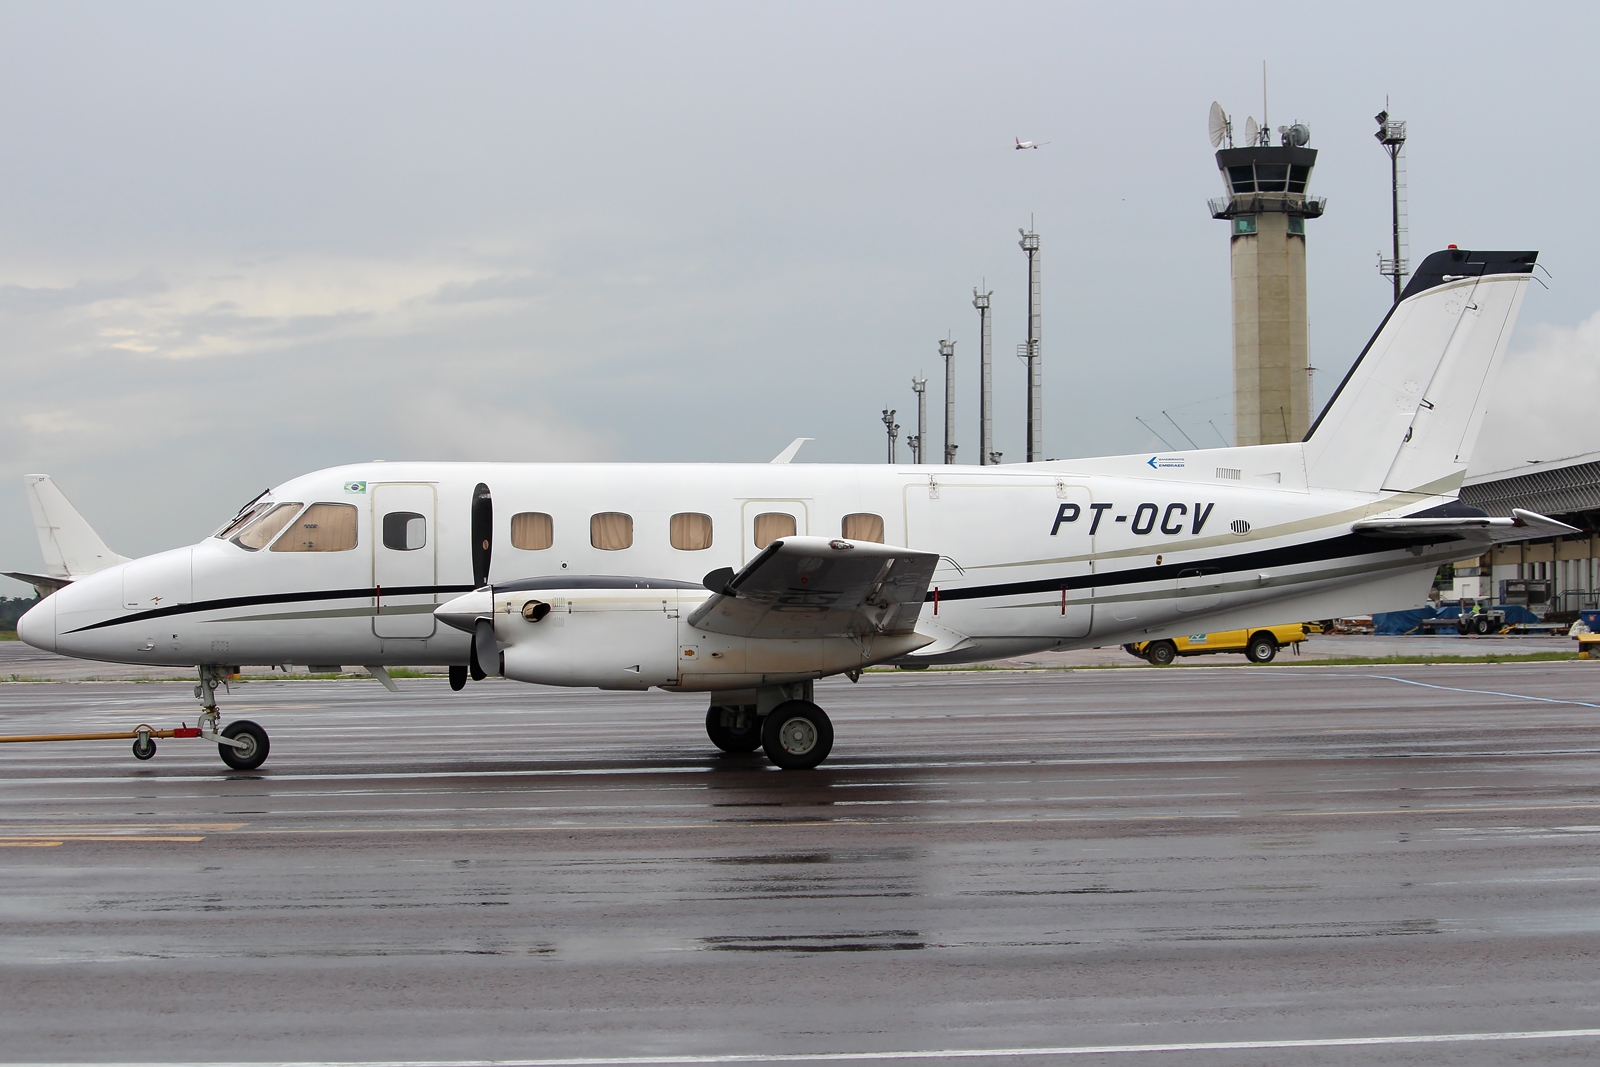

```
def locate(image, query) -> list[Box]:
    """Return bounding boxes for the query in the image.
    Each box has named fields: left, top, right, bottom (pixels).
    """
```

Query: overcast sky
left=3, top=2, right=1598, bottom=592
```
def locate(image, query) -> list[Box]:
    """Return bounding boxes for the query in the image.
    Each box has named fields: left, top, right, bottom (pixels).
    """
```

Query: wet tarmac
left=4, top=665, right=1600, bottom=1064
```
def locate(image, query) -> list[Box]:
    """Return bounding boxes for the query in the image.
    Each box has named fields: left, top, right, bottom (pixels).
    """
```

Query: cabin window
left=841, top=513, right=884, bottom=543
left=271, top=503, right=359, bottom=552
left=510, top=512, right=554, bottom=550
left=753, top=512, right=796, bottom=548
left=670, top=512, right=713, bottom=551
left=381, top=511, right=427, bottom=551
left=233, top=503, right=302, bottom=551
left=590, top=512, right=634, bottom=551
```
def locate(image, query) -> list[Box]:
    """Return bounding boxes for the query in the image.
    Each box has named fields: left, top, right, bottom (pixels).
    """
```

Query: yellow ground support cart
left=1125, top=623, right=1310, bottom=665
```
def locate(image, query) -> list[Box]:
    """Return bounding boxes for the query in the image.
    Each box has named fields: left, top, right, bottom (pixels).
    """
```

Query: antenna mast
left=973, top=285, right=996, bottom=464
left=939, top=338, right=958, bottom=463
left=1017, top=224, right=1042, bottom=461
left=1374, top=105, right=1409, bottom=304
left=908, top=376, right=927, bottom=463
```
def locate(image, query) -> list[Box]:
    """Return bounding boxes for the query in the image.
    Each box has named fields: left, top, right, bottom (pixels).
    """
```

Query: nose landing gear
left=195, top=665, right=271, bottom=771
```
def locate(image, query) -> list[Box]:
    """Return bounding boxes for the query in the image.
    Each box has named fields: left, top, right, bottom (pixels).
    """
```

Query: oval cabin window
left=670, top=512, right=713, bottom=551
left=752, top=512, right=796, bottom=549
left=590, top=512, right=634, bottom=551
left=840, top=513, right=884, bottom=543
left=511, top=512, right=554, bottom=550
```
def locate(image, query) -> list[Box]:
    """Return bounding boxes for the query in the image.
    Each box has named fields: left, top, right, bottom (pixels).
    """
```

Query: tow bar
left=0, top=721, right=260, bottom=763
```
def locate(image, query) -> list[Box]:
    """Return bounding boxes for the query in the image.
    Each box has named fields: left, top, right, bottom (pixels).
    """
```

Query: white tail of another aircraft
left=1302, top=249, right=1537, bottom=497
left=23, top=474, right=128, bottom=580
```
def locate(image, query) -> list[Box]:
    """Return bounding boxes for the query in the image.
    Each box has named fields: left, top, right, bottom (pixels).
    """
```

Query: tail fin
left=1303, top=249, right=1537, bottom=496
left=23, top=475, right=128, bottom=579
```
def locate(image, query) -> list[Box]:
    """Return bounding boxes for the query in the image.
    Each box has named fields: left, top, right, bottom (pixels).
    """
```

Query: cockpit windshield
left=232, top=503, right=304, bottom=551
left=217, top=503, right=271, bottom=540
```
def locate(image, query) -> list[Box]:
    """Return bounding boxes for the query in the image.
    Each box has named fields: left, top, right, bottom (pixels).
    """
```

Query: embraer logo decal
left=1051, top=503, right=1215, bottom=536
left=1148, top=455, right=1186, bottom=469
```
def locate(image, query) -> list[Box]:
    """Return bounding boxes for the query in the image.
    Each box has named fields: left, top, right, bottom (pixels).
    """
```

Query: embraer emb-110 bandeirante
left=11, top=249, right=1573, bottom=771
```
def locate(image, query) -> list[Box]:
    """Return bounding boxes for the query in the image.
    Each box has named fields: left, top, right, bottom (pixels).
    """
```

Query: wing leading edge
left=689, top=536, right=938, bottom=640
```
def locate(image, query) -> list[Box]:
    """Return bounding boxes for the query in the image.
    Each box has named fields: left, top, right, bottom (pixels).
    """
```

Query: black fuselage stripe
left=63, top=531, right=1441, bottom=634
left=925, top=532, right=1441, bottom=603
left=62, top=584, right=477, bottom=634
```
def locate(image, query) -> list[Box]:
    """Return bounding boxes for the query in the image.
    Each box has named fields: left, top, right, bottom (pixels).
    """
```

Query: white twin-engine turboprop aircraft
left=12, top=249, right=1572, bottom=771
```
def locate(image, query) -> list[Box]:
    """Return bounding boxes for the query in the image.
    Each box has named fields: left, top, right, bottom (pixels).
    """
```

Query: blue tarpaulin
left=1372, top=604, right=1542, bottom=634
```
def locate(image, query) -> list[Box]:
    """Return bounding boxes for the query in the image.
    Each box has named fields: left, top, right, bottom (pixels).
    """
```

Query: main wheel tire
left=1245, top=634, right=1278, bottom=663
left=761, top=700, right=834, bottom=770
left=1474, top=616, right=1493, bottom=635
left=1147, top=640, right=1177, bottom=666
left=131, top=736, right=156, bottom=760
left=449, top=664, right=468, bottom=691
left=219, top=719, right=270, bottom=771
left=706, top=705, right=763, bottom=753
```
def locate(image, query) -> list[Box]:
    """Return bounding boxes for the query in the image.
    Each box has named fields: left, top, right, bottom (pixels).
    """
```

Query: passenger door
left=372, top=483, right=437, bottom=638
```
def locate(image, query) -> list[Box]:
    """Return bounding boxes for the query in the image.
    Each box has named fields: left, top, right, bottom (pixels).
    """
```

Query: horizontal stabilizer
left=1353, top=508, right=1577, bottom=543
left=689, top=536, right=937, bottom=640
left=2, top=571, right=71, bottom=598
left=24, top=475, right=128, bottom=579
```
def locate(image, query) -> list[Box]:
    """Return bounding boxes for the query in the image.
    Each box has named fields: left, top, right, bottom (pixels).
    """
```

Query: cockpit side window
left=271, top=503, right=359, bottom=552
left=233, top=503, right=303, bottom=551
left=218, top=503, right=270, bottom=541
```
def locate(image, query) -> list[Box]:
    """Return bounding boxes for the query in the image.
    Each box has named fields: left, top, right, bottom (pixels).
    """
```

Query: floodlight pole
left=1375, top=110, right=1408, bottom=305
left=974, top=286, right=994, bottom=464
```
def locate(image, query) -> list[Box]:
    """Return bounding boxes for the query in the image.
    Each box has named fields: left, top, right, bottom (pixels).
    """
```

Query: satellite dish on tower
left=1280, top=122, right=1311, bottom=148
left=1243, top=116, right=1260, bottom=147
left=1208, top=101, right=1231, bottom=149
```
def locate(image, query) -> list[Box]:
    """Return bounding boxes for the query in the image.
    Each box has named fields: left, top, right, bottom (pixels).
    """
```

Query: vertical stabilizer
left=1302, top=249, right=1536, bottom=496
left=23, top=475, right=129, bottom=579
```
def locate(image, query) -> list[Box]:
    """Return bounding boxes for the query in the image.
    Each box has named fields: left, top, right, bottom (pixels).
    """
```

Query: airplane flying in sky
left=12, top=249, right=1563, bottom=773
left=1014, top=137, right=1046, bottom=149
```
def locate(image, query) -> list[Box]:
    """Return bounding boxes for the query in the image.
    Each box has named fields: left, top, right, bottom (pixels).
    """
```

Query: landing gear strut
left=707, top=682, right=835, bottom=769
left=195, top=665, right=270, bottom=771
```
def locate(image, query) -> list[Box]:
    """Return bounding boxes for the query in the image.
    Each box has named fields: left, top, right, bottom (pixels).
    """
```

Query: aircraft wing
left=1352, top=508, right=1577, bottom=543
left=688, top=536, right=938, bottom=640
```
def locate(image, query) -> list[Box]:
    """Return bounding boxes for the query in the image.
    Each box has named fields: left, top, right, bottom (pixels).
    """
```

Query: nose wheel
left=217, top=719, right=270, bottom=771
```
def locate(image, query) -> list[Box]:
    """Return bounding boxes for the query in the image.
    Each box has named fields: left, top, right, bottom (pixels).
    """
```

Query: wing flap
left=688, top=536, right=937, bottom=640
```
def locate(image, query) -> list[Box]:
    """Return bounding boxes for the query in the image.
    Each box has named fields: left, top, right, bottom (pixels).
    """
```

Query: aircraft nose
left=17, top=594, right=57, bottom=653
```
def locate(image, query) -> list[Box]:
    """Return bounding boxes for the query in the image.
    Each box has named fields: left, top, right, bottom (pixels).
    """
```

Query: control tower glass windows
left=1255, top=164, right=1289, bottom=192
left=1233, top=216, right=1257, bottom=236
left=1226, top=162, right=1313, bottom=196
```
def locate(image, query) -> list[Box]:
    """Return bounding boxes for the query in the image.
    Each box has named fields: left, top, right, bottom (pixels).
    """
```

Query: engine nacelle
left=435, top=578, right=932, bottom=692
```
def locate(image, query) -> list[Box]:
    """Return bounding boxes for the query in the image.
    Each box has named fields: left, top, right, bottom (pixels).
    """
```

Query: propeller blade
left=471, top=483, right=493, bottom=587
left=472, top=617, right=498, bottom=679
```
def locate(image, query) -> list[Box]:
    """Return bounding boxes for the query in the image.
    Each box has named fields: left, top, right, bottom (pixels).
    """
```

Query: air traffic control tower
left=1209, top=116, right=1325, bottom=445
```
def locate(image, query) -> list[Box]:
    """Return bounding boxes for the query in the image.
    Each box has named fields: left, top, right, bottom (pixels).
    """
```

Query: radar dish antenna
left=1243, top=116, right=1260, bottom=148
left=1208, top=101, right=1232, bottom=149
left=1279, top=122, right=1310, bottom=148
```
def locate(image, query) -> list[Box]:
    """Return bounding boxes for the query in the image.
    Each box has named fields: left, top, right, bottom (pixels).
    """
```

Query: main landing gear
left=195, top=665, right=270, bottom=771
left=705, top=683, right=835, bottom=770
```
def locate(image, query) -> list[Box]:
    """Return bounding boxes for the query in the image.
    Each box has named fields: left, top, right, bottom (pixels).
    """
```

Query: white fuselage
left=21, top=443, right=1457, bottom=688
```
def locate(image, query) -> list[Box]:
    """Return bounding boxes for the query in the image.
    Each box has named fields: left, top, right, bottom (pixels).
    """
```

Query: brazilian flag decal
left=344, top=481, right=367, bottom=494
